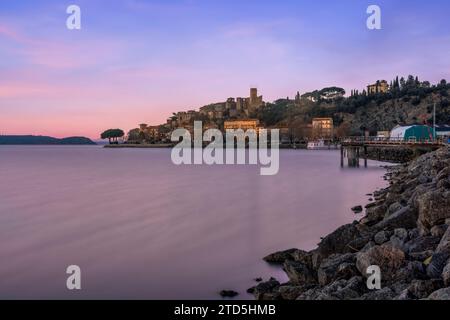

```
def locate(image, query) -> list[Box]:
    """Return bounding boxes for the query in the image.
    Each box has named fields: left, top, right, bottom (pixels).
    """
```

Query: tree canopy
left=101, top=129, right=124, bottom=144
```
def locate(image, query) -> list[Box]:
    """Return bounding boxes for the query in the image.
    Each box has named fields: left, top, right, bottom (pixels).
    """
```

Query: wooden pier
left=340, top=137, right=445, bottom=167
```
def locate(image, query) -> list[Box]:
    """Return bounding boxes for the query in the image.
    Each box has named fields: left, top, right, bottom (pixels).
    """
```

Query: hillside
left=256, top=77, right=449, bottom=136
left=0, top=135, right=97, bottom=145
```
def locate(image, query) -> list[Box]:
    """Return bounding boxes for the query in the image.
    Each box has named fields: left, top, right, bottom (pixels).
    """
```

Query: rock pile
left=250, top=146, right=450, bottom=300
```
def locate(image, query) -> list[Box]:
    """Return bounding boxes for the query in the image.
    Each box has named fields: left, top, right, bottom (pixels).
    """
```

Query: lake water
left=0, top=146, right=388, bottom=299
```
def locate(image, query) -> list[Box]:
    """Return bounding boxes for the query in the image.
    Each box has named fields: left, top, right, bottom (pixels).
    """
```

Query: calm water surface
left=0, top=146, right=388, bottom=299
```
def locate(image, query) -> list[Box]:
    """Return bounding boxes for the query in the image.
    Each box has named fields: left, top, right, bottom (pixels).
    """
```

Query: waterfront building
left=377, top=131, right=390, bottom=138
left=224, top=119, right=260, bottom=131
left=312, top=118, right=334, bottom=139
left=435, top=125, right=450, bottom=139
left=367, top=80, right=389, bottom=94
left=390, top=125, right=435, bottom=141
left=146, top=126, right=160, bottom=140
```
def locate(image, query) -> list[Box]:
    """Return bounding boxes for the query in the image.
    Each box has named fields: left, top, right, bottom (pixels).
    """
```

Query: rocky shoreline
left=249, top=146, right=450, bottom=300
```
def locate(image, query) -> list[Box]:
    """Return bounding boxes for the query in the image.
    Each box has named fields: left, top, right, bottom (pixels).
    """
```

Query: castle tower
left=250, top=88, right=258, bottom=105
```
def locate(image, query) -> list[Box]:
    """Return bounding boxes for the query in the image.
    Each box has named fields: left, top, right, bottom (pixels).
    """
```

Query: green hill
left=255, top=76, right=449, bottom=136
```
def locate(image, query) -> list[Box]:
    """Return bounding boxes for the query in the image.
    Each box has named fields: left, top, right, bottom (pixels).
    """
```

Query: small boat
left=307, top=139, right=331, bottom=150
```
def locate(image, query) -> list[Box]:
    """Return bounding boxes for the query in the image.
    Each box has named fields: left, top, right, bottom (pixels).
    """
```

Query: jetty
left=340, top=137, right=445, bottom=167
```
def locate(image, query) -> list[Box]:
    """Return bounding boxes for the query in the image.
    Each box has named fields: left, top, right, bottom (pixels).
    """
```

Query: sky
left=1, top=0, right=449, bottom=139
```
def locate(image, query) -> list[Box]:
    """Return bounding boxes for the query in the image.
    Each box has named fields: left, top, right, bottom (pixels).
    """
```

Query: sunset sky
left=1, top=0, right=449, bottom=139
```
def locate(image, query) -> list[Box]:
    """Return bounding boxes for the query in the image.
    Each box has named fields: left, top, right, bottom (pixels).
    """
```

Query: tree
left=400, top=77, right=406, bottom=89
left=101, top=129, right=124, bottom=144
left=127, top=128, right=140, bottom=142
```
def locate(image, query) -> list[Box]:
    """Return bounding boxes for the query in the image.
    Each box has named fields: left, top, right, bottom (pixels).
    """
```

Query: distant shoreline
left=103, top=143, right=311, bottom=149
left=0, top=135, right=96, bottom=145
left=104, top=143, right=174, bottom=148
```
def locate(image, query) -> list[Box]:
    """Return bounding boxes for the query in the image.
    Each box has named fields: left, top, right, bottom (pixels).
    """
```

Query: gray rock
left=405, top=235, right=440, bottom=254
left=291, top=249, right=313, bottom=267
left=409, top=250, right=434, bottom=262
left=373, top=206, right=418, bottom=231
left=374, top=231, right=390, bottom=245
left=430, top=224, right=448, bottom=238
left=436, top=166, right=450, bottom=182
left=394, top=261, right=427, bottom=282
left=407, top=279, right=444, bottom=299
left=351, top=205, right=363, bottom=213
left=317, top=253, right=356, bottom=286
left=417, top=189, right=450, bottom=233
left=359, top=287, right=395, bottom=300
left=418, top=174, right=429, bottom=184
left=346, top=235, right=372, bottom=252
left=387, top=202, right=403, bottom=216
left=442, top=259, right=450, bottom=287
left=263, top=248, right=304, bottom=264
left=395, top=289, right=412, bottom=300
left=427, top=287, right=450, bottom=300
left=283, top=260, right=316, bottom=286
left=251, top=278, right=280, bottom=300
left=278, top=285, right=304, bottom=300
left=360, top=241, right=376, bottom=252
left=389, top=235, right=407, bottom=251
left=408, top=228, right=420, bottom=240
left=394, top=228, right=409, bottom=241
left=426, top=252, right=450, bottom=279
left=220, top=290, right=238, bottom=298
left=315, top=223, right=362, bottom=266
left=436, top=227, right=450, bottom=254
left=361, top=205, right=387, bottom=226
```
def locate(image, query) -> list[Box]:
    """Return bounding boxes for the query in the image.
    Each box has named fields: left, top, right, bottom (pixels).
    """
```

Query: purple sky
left=1, top=0, right=449, bottom=139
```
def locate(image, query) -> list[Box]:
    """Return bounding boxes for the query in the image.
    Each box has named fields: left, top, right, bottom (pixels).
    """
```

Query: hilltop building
left=301, top=87, right=345, bottom=102
left=367, top=80, right=389, bottom=94
left=248, top=88, right=264, bottom=110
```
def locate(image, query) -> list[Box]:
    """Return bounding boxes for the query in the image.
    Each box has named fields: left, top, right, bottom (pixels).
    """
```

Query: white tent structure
left=390, top=125, right=413, bottom=139
left=390, top=125, right=435, bottom=141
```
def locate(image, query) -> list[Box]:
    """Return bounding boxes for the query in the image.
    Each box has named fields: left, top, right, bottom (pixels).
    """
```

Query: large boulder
left=404, top=235, right=440, bottom=254
left=277, top=285, right=304, bottom=300
left=417, top=189, right=450, bottom=232
left=374, top=230, right=391, bottom=245
left=442, top=259, right=450, bottom=287
left=283, top=260, right=316, bottom=286
left=406, top=279, right=444, bottom=299
left=393, top=261, right=427, bottom=282
left=250, top=278, right=280, bottom=300
left=426, top=252, right=450, bottom=279
left=436, top=227, right=450, bottom=254
left=317, top=253, right=357, bottom=286
left=427, top=287, right=450, bottom=300
left=361, top=205, right=387, bottom=226
left=372, top=206, right=418, bottom=231
left=263, top=248, right=305, bottom=264
left=430, top=224, right=448, bottom=238
left=315, top=223, right=361, bottom=266
left=297, top=277, right=365, bottom=300
left=356, top=244, right=405, bottom=280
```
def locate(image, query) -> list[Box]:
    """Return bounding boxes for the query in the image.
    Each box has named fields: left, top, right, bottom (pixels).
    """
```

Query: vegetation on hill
left=257, top=76, right=449, bottom=136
